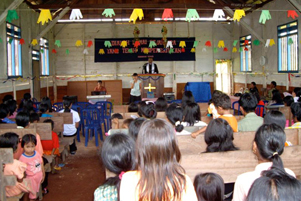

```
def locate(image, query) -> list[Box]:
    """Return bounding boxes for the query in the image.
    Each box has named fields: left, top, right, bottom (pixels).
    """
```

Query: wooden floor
left=43, top=137, right=105, bottom=201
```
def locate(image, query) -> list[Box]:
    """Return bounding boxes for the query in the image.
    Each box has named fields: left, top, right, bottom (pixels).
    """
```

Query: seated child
left=0, top=103, right=15, bottom=123
left=29, top=112, right=40, bottom=123
left=288, top=102, right=301, bottom=129
left=138, top=101, right=157, bottom=119
left=283, top=95, right=294, bottom=107
left=110, top=113, right=123, bottom=129
left=155, top=97, right=168, bottom=112
left=128, top=102, right=138, bottom=112
left=128, top=117, right=146, bottom=140
left=39, top=103, right=53, bottom=117
left=182, top=102, right=207, bottom=127
left=121, top=118, right=134, bottom=129
left=207, top=90, right=223, bottom=119
left=165, top=103, right=187, bottom=135
left=5, top=99, right=18, bottom=119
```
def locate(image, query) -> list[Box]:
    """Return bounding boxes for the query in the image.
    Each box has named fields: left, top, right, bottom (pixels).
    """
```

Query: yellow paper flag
left=37, top=9, right=52, bottom=25
left=75, top=40, right=83, bottom=47
left=218, top=40, right=225, bottom=48
left=232, top=47, right=237, bottom=53
left=191, top=48, right=196, bottom=53
left=233, top=10, right=245, bottom=22
left=179, top=41, right=186, bottom=48
left=269, top=39, right=275, bottom=46
left=120, top=41, right=127, bottom=47
left=99, top=49, right=105, bottom=54
left=129, top=9, right=144, bottom=24
left=143, top=48, right=149, bottom=54
left=31, top=39, right=38, bottom=46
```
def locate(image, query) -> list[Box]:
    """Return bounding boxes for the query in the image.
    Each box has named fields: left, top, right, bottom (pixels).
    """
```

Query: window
left=40, top=38, right=49, bottom=76
left=6, top=23, right=22, bottom=77
left=278, top=21, right=298, bottom=72
left=32, top=50, right=40, bottom=61
left=240, top=35, right=252, bottom=72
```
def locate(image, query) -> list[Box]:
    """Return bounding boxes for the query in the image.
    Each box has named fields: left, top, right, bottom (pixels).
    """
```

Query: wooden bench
left=280, top=106, right=293, bottom=127
left=39, top=116, right=64, bottom=133
left=47, top=112, right=73, bottom=124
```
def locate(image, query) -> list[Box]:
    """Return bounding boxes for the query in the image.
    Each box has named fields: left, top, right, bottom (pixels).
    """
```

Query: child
left=19, top=134, right=45, bottom=201
left=288, top=102, right=301, bottom=129
left=41, top=96, right=53, bottom=112
left=39, top=103, right=53, bottom=117
left=283, top=95, right=294, bottom=107
left=194, top=173, right=224, bottom=201
left=120, top=119, right=198, bottom=201
left=165, top=103, right=187, bottom=135
left=5, top=99, right=18, bottom=119
left=110, top=113, right=123, bottom=129
left=0, top=132, right=33, bottom=198
left=0, top=103, right=15, bottom=123
left=128, top=102, right=138, bottom=112
left=29, top=112, right=40, bottom=123
left=207, top=90, right=223, bottom=119
left=94, top=133, right=136, bottom=201
left=233, top=124, right=296, bottom=201
left=121, top=118, right=134, bottom=129
left=182, top=91, right=195, bottom=110
left=42, top=119, right=61, bottom=170
left=292, top=87, right=301, bottom=103
left=155, top=97, right=168, bottom=112
left=129, top=73, right=142, bottom=103
left=267, top=90, right=284, bottom=106
left=128, top=117, right=146, bottom=140
left=264, top=111, right=286, bottom=129
left=182, top=102, right=207, bottom=127
left=138, top=101, right=157, bottom=119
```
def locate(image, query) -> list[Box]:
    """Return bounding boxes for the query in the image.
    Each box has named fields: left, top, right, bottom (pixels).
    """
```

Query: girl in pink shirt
left=19, top=134, right=45, bottom=201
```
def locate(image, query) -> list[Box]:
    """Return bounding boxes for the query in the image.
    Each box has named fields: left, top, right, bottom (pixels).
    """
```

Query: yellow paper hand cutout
left=99, top=49, right=105, bottom=54
left=75, top=40, right=83, bottom=47
left=143, top=48, right=149, bottom=54
left=179, top=41, right=186, bottom=48
left=232, top=47, right=237, bottom=53
left=269, top=39, right=275, bottom=46
left=31, top=39, right=38, bottom=46
left=218, top=40, right=225, bottom=48
left=129, top=9, right=144, bottom=24
left=233, top=10, right=245, bottom=22
left=37, top=9, right=52, bottom=25
left=191, top=48, right=196, bottom=53
left=120, top=41, right=127, bottom=47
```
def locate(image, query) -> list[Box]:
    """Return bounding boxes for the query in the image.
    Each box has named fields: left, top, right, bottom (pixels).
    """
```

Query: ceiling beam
left=0, top=0, right=24, bottom=25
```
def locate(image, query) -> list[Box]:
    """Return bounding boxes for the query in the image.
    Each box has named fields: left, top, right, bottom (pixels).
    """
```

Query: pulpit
left=139, top=74, right=165, bottom=99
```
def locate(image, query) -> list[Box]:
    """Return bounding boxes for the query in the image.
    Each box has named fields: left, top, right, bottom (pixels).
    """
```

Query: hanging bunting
left=52, top=49, right=57, bottom=54
left=70, top=9, right=83, bottom=20
left=223, top=47, right=228, bottom=52
left=98, top=49, right=105, bottom=54
left=114, top=49, right=119, bottom=54
left=66, top=49, right=70, bottom=55
left=37, top=9, right=52, bottom=25
left=54, top=40, right=61, bottom=48
left=31, top=39, right=38, bottom=46
left=157, top=48, right=161, bottom=53
left=233, top=10, right=245, bottom=22
left=265, top=39, right=270, bottom=47
left=191, top=48, right=196, bottom=53
left=253, top=40, right=260, bottom=46
left=186, top=9, right=200, bottom=22
left=181, top=48, right=185, bottom=53
left=202, top=47, right=207, bottom=52
left=232, top=47, right=237, bottom=52
left=120, top=41, right=127, bottom=48
left=162, top=9, right=173, bottom=21
left=19, top=38, right=25, bottom=45
left=213, top=47, right=218, bottom=53
left=8, top=38, right=13, bottom=44
left=40, top=49, right=44, bottom=54
left=149, top=41, right=157, bottom=48
left=0, top=38, right=2, bottom=43
left=244, top=47, right=249, bottom=51
left=259, top=10, right=272, bottom=24
left=83, top=49, right=89, bottom=55
left=6, top=10, right=19, bottom=23
left=233, top=40, right=238, bottom=46
left=213, top=9, right=225, bottom=21
left=75, top=40, right=83, bottom=47
left=128, top=49, right=133, bottom=53
left=244, top=40, right=249, bottom=45
left=179, top=41, right=186, bottom=48
left=104, top=41, right=112, bottom=48
left=269, top=39, right=275, bottom=46
left=134, top=41, right=141, bottom=48
left=87, top=40, right=93, bottom=47
left=239, top=47, right=243, bottom=52
left=287, top=10, right=298, bottom=19
left=166, top=41, right=173, bottom=48
left=218, top=40, right=225, bottom=48
left=143, top=48, right=149, bottom=54
left=205, top=41, right=212, bottom=47
left=169, top=48, right=174, bottom=54
left=129, top=9, right=144, bottom=24
left=288, top=38, right=294, bottom=45
left=102, top=9, right=115, bottom=18
left=193, top=41, right=199, bottom=48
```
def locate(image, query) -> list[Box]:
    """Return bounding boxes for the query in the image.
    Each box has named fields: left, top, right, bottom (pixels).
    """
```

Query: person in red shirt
left=93, top=80, right=107, bottom=94
left=41, top=119, right=61, bottom=171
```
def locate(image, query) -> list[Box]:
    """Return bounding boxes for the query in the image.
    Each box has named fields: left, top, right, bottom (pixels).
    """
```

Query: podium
left=86, top=95, right=112, bottom=104
left=138, top=74, right=165, bottom=99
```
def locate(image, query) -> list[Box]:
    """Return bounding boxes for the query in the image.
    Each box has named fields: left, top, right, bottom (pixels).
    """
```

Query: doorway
left=32, top=50, right=40, bottom=101
left=215, top=60, right=232, bottom=94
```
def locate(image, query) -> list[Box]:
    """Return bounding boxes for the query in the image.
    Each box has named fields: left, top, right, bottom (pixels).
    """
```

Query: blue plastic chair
left=52, top=102, right=64, bottom=112
left=232, top=101, right=242, bottom=115
left=82, top=108, right=103, bottom=147
left=95, top=101, right=112, bottom=131
left=255, top=105, right=265, bottom=117
left=76, top=102, right=91, bottom=109
left=72, top=104, right=84, bottom=142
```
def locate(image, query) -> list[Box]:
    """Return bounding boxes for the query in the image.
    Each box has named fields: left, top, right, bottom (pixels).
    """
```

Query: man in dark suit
left=142, top=57, right=159, bottom=74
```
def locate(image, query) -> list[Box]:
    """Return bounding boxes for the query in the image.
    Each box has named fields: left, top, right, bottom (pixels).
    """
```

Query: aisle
left=43, top=139, right=105, bottom=201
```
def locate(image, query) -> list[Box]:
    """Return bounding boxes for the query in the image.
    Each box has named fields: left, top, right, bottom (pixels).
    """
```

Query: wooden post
left=12, top=79, right=16, bottom=100
left=46, top=77, right=49, bottom=97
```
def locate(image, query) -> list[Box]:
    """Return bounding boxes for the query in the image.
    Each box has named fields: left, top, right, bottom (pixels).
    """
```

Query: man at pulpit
left=93, top=80, right=107, bottom=94
left=142, top=57, right=159, bottom=74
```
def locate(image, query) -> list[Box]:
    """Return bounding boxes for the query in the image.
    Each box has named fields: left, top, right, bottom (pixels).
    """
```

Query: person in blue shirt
left=39, top=103, right=53, bottom=117
left=0, top=103, right=15, bottom=124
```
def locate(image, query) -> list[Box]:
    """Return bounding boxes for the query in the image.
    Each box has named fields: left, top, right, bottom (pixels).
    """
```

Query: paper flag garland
left=70, top=9, right=83, bottom=20
left=66, top=49, right=70, bottom=55
left=87, top=40, right=93, bottom=48
left=244, top=40, right=249, bottom=45
left=205, top=41, right=212, bottom=47
left=102, top=9, right=115, bottom=18
left=40, top=39, right=45, bottom=46
left=52, top=49, right=57, bottom=54
left=129, top=9, right=144, bottom=24
left=75, top=40, right=83, bottom=47
left=288, top=38, right=294, bottom=45
left=169, top=48, right=174, bottom=54
left=269, top=39, right=275, bottom=46
left=134, top=41, right=141, bottom=48
left=233, top=40, right=238, bottom=46
left=55, top=40, right=61, bottom=48
left=186, top=9, right=200, bottom=22
left=19, top=38, right=25, bottom=45
left=143, top=48, right=149, bottom=54
left=40, top=49, right=44, bottom=53
left=149, top=41, right=157, bottom=48
left=223, top=47, right=228, bottom=52
left=181, top=48, right=185, bottom=53
left=37, top=9, right=52, bottom=25
left=218, top=40, right=225, bottom=48
left=83, top=49, right=89, bottom=55
left=265, top=39, right=275, bottom=47
left=214, top=48, right=218, bottom=53
left=259, top=10, right=272, bottom=24
left=191, top=48, right=196, bottom=53
left=288, top=10, right=298, bottom=19
left=166, top=41, right=173, bottom=48
left=179, top=41, right=186, bottom=48
left=120, top=41, right=127, bottom=48
left=104, top=41, right=112, bottom=48
left=233, top=10, right=245, bottom=22
left=99, top=49, right=105, bottom=54
left=232, top=47, right=237, bottom=53
left=0, top=38, right=2, bottom=43
left=6, top=10, right=19, bottom=23
left=239, top=47, right=243, bottom=52
left=213, top=9, right=225, bottom=20
left=193, top=41, right=199, bottom=48
left=128, top=49, right=133, bottom=53
left=31, top=39, right=38, bottom=46
left=244, top=47, right=249, bottom=51
left=253, top=40, right=260, bottom=46
left=162, top=9, right=173, bottom=21
left=9, top=38, right=13, bottom=44
left=202, top=47, right=207, bottom=52
left=114, top=49, right=119, bottom=54
left=157, top=48, right=161, bottom=53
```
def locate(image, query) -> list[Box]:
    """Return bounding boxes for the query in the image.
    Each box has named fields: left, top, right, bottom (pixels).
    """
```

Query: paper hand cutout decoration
left=253, top=40, right=260, bottom=46
left=40, top=49, right=44, bottom=53
left=0, top=38, right=2, bottom=43
left=157, top=48, right=161, bottom=53
left=239, top=47, right=243, bottom=52
left=213, top=9, right=225, bottom=20
left=232, top=47, right=237, bottom=52
left=202, top=47, right=207, bottom=52
left=19, top=38, right=25, bottom=45
left=214, top=48, right=218, bottom=53
left=6, top=10, right=19, bottom=23
left=87, top=40, right=93, bottom=48
left=104, top=41, right=112, bottom=48
left=259, top=10, right=272, bottom=24
left=134, top=41, right=141, bottom=48
left=166, top=41, right=173, bottom=48
left=102, top=9, right=115, bottom=18
left=128, top=49, right=133, bottom=53
left=75, top=40, right=83, bottom=47
left=70, top=9, right=83, bottom=20
left=149, top=41, right=157, bottom=48
left=181, top=48, right=185, bottom=53
left=205, top=41, right=212, bottom=47
left=288, top=10, right=298, bottom=19
left=83, top=49, right=89, bottom=55
left=52, top=49, right=57, bottom=54
left=244, top=47, right=249, bottom=51
left=55, top=40, right=61, bottom=48
left=179, top=41, right=186, bottom=48
left=193, top=41, right=199, bottom=48
left=9, top=38, right=13, bottom=44
left=288, top=38, right=294, bottom=45
left=169, top=48, right=174, bottom=54
left=269, top=39, right=275, bottom=46
left=218, top=40, right=225, bottom=48
left=233, top=40, right=238, bottom=46
left=120, top=41, right=127, bottom=48
left=129, top=9, right=144, bottom=24
left=66, top=49, right=70, bottom=55
left=265, top=39, right=275, bottom=47
left=191, top=48, right=196, bottom=53
left=37, top=9, right=52, bottom=25
left=223, top=47, right=228, bottom=52
left=31, top=39, right=38, bottom=46
left=143, top=48, right=149, bottom=54
left=99, top=49, right=105, bottom=54
left=162, top=9, right=173, bottom=21
left=186, top=9, right=200, bottom=22
left=233, top=10, right=245, bottom=22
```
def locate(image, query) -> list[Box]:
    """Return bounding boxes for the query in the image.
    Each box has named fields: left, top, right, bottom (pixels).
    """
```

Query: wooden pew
left=113, top=105, right=128, bottom=114
left=280, top=106, right=293, bottom=127
left=39, top=116, right=64, bottom=133
left=47, top=113, right=73, bottom=124
left=0, top=128, right=36, bottom=137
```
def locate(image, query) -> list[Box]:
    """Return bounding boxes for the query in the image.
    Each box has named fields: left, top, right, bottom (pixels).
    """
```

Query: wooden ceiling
left=24, top=0, right=275, bottom=21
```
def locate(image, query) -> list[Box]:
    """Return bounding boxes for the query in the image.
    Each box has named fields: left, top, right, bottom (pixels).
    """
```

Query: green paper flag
left=6, top=10, right=19, bottom=23
left=66, top=49, right=70, bottom=55
left=288, top=38, right=294, bottom=45
left=40, top=49, right=44, bottom=53
left=259, top=10, right=272, bottom=24
left=233, top=40, right=238, bottom=46
left=149, top=41, right=157, bottom=48
left=128, top=49, right=133, bottom=53
left=253, top=40, right=260, bottom=46
left=0, top=38, right=3, bottom=43
left=186, top=9, right=200, bottom=22
left=8, top=38, right=13, bottom=44
left=193, top=41, right=199, bottom=48
left=102, top=9, right=115, bottom=18
left=213, top=47, right=218, bottom=53
left=239, top=47, right=243, bottom=52
left=55, top=40, right=61, bottom=48
left=104, top=41, right=112, bottom=48
left=169, top=48, right=174, bottom=54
